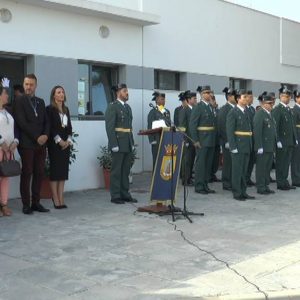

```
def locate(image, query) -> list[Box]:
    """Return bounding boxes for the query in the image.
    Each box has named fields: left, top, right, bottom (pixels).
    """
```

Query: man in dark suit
left=13, top=74, right=50, bottom=214
left=253, top=95, right=276, bottom=194
left=272, top=86, right=298, bottom=190
left=291, top=90, right=300, bottom=187
left=218, top=87, right=236, bottom=191
left=226, top=89, right=255, bottom=200
left=190, top=85, right=217, bottom=194
left=178, top=91, right=197, bottom=185
left=105, top=84, right=137, bottom=204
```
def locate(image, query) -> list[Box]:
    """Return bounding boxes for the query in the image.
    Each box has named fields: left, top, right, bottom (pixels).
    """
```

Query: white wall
left=89, top=0, right=142, bottom=10
left=142, top=0, right=300, bottom=84
left=0, top=0, right=143, bottom=66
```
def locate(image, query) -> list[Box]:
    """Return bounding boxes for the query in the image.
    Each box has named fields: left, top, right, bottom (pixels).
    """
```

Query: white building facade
left=1, top=0, right=300, bottom=197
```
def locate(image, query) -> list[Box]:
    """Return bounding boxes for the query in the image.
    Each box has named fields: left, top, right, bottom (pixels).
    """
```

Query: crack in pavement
left=166, top=219, right=269, bottom=300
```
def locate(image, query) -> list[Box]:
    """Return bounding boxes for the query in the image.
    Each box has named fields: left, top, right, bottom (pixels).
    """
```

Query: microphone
left=149, top=103, right=158, bottom=110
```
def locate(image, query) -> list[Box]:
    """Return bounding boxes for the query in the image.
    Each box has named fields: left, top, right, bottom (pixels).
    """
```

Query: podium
left=137, top=128, right=184, bottom=214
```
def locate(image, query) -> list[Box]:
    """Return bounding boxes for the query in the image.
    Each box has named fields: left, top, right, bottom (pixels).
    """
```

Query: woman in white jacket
left=0, top=78, right=19, bottom=216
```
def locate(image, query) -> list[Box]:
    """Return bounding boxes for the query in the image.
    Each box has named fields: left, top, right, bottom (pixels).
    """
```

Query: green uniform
left=291, top=104, right=300, bottom=185
left=105, top=100, right=134, bottom=200
left=178, top=105, right=195, bottom=184
left=147, top=107, right=171, bottom=170
left=226, top=106, right=252, bottom=198
left=245, top=105, right=256, bottom=184
left=218, top=102, right=234, bottom=189
left=174, top=105, right=183, bottom=127
left=190, top=101, right=216, bottom=192
left=272, top=103, right=297, bottom=188
left=211, top=107, right=220, bottom=181
left=253, top=108, right=276, bottom=193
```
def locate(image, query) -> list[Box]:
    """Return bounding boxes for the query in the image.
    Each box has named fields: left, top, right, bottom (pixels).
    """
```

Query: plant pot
left=40, top=177, right=52, bottom=199
left=103, top=168, right=111, bottom=190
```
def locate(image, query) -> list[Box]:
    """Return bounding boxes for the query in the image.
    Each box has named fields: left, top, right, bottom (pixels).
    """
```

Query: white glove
left=151, top=141, right=157, bottom=145
left=277, top=141, right=283, bottom=149
left=257, top=148, right=263, bottom=154
left=225, top=142, right=230, bottom=149
left=111, top=146, right=119, bottom=152
left=296, top=140, right=299, bottom=145
left=1, top=77, right=10, bottom=88
left=132, top=146, right=135, bottom=151
left=231, top=148, right=238, bottom=154
left=185, top=142, right=189, bottom=147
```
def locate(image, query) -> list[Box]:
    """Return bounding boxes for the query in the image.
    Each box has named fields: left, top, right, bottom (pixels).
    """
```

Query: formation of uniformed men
left=105, top=83, right=300, bottom=204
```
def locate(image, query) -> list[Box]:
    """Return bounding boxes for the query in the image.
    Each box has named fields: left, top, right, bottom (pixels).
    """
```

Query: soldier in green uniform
left=245, top=90, right=256, bottom=186
left=210, top=93, right=221, bottom=182
left=253, top=94, right=276, bottom=194
left=147, top=91, right=171, bottom=170
left=178, top=90, right=197, bottom=185
left=190, top=85, right=216, bottom=194
left=218, top=87, right=236, bottom=190
left=291, top=90, right=300, bottom=187
left=105, top=84, right=137, bottom=204
left=174, top=93, right=187, bottom=127
left=226, top=89, right=255, bottom=200
left=272, top=86, right=298, bottom=190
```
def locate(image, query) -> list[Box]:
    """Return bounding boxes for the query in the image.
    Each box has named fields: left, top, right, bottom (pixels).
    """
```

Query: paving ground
left=1, top=171, right=300, bottom=300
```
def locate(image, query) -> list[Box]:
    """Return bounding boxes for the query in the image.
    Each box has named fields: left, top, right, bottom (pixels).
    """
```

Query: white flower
left=1, top=77, right=10, bottom=88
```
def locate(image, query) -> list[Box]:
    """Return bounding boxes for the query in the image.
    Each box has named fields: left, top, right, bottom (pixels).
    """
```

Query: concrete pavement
left=0, top=171, right=300, bottom=299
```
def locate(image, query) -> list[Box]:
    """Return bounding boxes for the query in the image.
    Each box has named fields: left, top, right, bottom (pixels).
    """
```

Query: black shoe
left=123, top=197, right=138, bottom=203
left=247, top=180, right=255, bottom=187
left=195, top=190, right=208, bottom=194
left=52, top=198, right=60, bottom=209
left=243, top=194, right=255, bottom=199
left=31, top=203, right=50, bottom=212
left=277, top=186, right=290, bottom=190
left=223, top=186, right=232, bottom=191
left=257, top=191, right=269, bottom=195
left=60, top=204, right=68, bottom=209
left=266, top=189, right=275, bottom=194
left=111, top=198, right=125, bottom=204
left=292, top=183, right=300, bottom=187
left=234, top=196, right=246, bottom=201
left=22, top=206, right=33, bottom=215
left=206, top=189, right=216, bottom=194
left=289, top=185, right=296, bottom=190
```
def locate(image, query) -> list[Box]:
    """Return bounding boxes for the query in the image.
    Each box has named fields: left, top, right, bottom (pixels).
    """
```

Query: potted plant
left=129, top=146, right=139, bottom=184
left=97, top=146, right=112, bottom=190
left=40, top=132, right=79, bottom=199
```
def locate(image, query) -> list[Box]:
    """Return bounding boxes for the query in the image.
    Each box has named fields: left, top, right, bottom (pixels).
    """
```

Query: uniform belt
left=115, top=128, right=132, bottom=133
left=234, top=131, right=253, bottom=136
left=197, top=126, right=215, bottom=131
left=296, top=125, right=300, bottom=128
left=177, top=127, right=186, bottom=132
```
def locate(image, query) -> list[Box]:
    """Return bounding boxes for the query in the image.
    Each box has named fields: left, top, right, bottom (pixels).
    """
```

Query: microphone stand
left=159, top=122, right=204, bottom=223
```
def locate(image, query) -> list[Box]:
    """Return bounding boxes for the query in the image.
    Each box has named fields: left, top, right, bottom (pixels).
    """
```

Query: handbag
left=0, top=152, right=21, bottom=177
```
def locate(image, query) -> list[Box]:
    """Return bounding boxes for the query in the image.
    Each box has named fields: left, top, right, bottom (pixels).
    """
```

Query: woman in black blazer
left=47, top=86, right=72, bottom=209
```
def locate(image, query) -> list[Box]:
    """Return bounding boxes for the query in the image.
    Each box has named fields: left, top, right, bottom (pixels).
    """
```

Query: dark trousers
left=256, top=152, right=273, bottom=192
left=151, top=144, right=159, bottom=171
left=291, top=145, right=300, bottom=185
left=195, top=146, right=214, bottom=191
left=246, top=150, right=255, bottom=183
left=276, top=146, right=293, bottom=187
left=211, top=145, right=220, bottom=178
left=110, top=152, right=132, bottom=200
left=222, top=147, right=232, bottom=189
left=19, top=146, right=46, bottom=207
left=231, top=152, right=249, bottom=198
left=182, top=144, right=195, bottom=184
